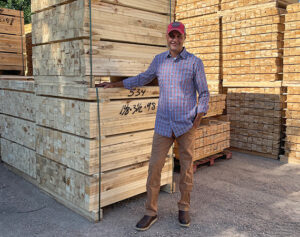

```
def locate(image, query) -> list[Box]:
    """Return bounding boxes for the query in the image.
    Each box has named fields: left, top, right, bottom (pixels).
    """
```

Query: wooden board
left=0, top=8, right=24, bottom=35
left=1, top=138, right=36, bottom=178
left=0, top=114, right=36, bottom=150
left=32, top=0, right=169, bottom=46
left=0, top=78, right=34, bottom=92
left=0, top=89, right=36, bottom=121
left=36, top=154, right=173, bottom=212
left=32, top=39, right=165, bottom=78
left=31, top=0, right=175, bottom=15
left=36, top=126, right=161, bottom=175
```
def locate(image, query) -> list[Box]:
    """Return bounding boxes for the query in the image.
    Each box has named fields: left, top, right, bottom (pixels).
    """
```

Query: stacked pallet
left=176, top=0, right=222, bottom=94
left=30, top=0, right=175, bottom=221
left=222, top=4, right=286, bottom=86
left=174, top=116, right=230, bottom=161
left=0, top=76, right=36, bottom=177
left=227, top=87, right=284, bottom=158
left=221, top=2, right=292, bottom=158
left=0, top=8, right=26, bottom=74
left=281, top=3, right=300, bottom=164
left=181, top=14, right=222, bottom=94
left=25, top=24, right=33, bottom=76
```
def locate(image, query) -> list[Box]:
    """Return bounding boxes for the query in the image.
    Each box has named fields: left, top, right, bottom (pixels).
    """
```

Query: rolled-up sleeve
left=123, top=56, right=157, bottom=90
left=194, top=58, right=210, bottom=114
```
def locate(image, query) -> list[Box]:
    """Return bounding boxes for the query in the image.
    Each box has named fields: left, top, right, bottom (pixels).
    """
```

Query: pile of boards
left=0, top=77, right=35, bottom=177
left=0, top=8, right=26, bottom=75
left=26, top=0, right=178, bottom=221
left=176, top=0, right=221, bottom=94
left=175, top=0, right=298, bottom=160
left=281, top=3, right=300, bottom=164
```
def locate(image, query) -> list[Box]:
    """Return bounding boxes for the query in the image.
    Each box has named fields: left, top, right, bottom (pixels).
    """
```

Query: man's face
left=166, top=30, right=185, bottom=54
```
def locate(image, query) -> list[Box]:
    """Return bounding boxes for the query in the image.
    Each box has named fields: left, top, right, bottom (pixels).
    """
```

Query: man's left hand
left=193, top=113, right=204, bottom=129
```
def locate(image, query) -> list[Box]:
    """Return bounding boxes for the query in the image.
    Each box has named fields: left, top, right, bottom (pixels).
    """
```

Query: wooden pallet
left=174, top=149, right=232, bottom=173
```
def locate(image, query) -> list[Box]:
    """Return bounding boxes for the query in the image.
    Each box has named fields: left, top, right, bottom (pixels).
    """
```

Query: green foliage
left=0, top=0, right=31, bottom=24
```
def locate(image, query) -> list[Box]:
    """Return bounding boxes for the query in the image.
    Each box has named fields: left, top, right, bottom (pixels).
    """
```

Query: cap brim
left=168, top=29, right=184, bottom=35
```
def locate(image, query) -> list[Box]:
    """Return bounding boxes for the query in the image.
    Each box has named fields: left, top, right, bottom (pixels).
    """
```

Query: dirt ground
left=1, top=151, right=300, bottom=237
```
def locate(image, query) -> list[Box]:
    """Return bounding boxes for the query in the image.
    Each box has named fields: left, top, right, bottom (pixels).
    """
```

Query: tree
left=0, top=0, right=31, bottom=24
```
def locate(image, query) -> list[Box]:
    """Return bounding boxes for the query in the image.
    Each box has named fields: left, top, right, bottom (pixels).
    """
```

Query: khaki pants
left=145, top=128, right=195, bottom=216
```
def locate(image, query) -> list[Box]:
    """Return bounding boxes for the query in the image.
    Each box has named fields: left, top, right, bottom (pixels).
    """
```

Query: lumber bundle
left=31, top=0, right=174, bottom=96
left=182, top=14, right=222, bottom=94
left=176, top=0, right=219, bottom=20
left=222, top=5, right=286, bottom=86
left=0, top=77, right=36, bottom=178
left=281, top=86, right=300, bottom=164
left=0, top=8, right=26, bottom=74
left=174, top=117, right=230, bottom=161
left=280, top=3, right=300, bottom=164
left=227, top=87, right=284, bottom=158
left=283, top=3, right=300, bottom=85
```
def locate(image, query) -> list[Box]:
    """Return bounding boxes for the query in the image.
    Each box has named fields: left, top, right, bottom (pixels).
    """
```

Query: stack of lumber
left=176, top=0, right=222, bottom=94
left=31, top=0, right=175, bottom=96
left=29, top=0, right=175, bottom=221
left=25, top=24, right=33, bottom=76
left=176, top=0, right=219, bottom=20
left=227, top=87, right=284, bottom=158
left=182, top=14, right=222, bottom=94
left=174, top=116, right=230, bottom=161
left=0, top=76, right=36, bottom=177
left=0, top=8, right=26, bottom=75
left=281, top=3, right=300, bottom=164
left=222, top=4, right=286, bottom=86
left=221, top=0, right=297, bottom=11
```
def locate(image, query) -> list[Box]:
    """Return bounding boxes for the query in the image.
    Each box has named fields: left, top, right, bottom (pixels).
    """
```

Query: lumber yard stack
left=0, top=8, right=26, bottom=75
left=175, top=1, right=230, bottom=160
left=281, top=3, right=300, bottom=164
left=176, top=0, right=222, bottom=94
left=0, top=76, right=36, bottom=176
left=221, top=1, right=296, bottom=159
left=29, top=0, right=176, bottom=221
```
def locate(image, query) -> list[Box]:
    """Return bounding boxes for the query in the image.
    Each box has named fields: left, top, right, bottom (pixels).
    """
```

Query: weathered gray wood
left=1, top=138, right=36, bottom=178
left=0, top=114, right=35, bottom=150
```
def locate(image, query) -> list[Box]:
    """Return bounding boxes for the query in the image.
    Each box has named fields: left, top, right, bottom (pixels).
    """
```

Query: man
left=99, top=22, right=209, bottom=230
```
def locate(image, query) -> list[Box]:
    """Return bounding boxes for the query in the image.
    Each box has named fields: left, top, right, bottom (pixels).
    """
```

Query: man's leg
left=176, top=128, right=195, bottom=226
left=135, top=132, right=174, bottom=231
left=145, top=132, right=174, bottom=216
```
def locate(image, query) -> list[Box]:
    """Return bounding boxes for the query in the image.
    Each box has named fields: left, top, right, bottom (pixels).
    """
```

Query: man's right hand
left=96, top=81, right=123, bottom=88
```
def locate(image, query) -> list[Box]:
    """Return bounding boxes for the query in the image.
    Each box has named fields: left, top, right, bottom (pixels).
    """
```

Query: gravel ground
left=1, top=151, right=300, bottom=237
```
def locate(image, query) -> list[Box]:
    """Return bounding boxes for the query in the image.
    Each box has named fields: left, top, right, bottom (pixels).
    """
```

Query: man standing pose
left=99, top=22, right=209, bottom=230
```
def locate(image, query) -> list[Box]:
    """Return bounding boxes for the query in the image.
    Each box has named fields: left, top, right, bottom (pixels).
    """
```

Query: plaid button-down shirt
left=123, top=48, right=210, bottom=137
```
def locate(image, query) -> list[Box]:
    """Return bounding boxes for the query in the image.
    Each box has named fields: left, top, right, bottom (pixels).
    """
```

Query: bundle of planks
left=221, top=1, right=295, bottom=158
left=227, top=87, right=284, bottom=158
left=176, top=0, right=222, bottom=94
left=30, top=0, right=175, bottom=221
left=222, top=4, right=286, bottom=86
left=174, top=116, right=230, bottom=161
left=0, top=8, right=26, bottom=75
left=0, top=76, right=36, bottom=177
left=281, top=3, right=300, bottom=164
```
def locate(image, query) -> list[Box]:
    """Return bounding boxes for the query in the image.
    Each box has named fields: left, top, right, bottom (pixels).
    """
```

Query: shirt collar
left=167, top=47, right=187, bottom=59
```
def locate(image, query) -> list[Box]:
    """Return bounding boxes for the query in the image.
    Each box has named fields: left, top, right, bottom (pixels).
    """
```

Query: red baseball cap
left=167, top=22, right=186, bottom=35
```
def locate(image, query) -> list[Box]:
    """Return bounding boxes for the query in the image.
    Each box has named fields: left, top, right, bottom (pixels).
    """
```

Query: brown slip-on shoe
left=135, top=215, right=158, bottom=231
left=179, top=210, right=190, bottom=227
